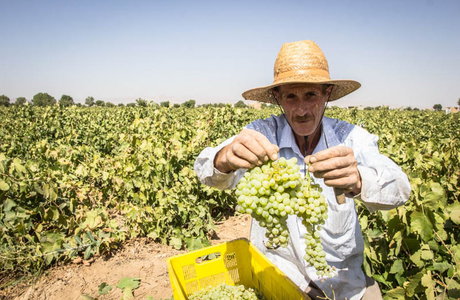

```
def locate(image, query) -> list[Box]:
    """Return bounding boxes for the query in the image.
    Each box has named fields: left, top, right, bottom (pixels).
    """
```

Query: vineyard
left=0, top=105, right=459, bottom=299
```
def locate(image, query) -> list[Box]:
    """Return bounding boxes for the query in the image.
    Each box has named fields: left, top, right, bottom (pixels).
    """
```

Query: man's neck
left=294, top=124, right=322, bottom=156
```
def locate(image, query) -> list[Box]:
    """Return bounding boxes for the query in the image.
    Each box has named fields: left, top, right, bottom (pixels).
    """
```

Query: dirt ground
left=1, top=214, right=252, bottom=300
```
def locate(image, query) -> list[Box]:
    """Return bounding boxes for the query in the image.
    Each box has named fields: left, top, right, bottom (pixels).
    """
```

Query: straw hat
left=242, top=40, right=361, bottom=103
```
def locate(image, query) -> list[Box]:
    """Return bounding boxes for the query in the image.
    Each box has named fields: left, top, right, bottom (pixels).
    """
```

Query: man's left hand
left=305, top=146, right=362, bottom=195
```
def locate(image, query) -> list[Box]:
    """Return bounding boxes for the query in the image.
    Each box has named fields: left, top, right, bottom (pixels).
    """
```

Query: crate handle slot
left=195, top=252, right=221, bottom=264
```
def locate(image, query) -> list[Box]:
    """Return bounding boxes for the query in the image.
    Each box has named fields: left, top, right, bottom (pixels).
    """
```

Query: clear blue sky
left=1, top=0, right=459, bottom=108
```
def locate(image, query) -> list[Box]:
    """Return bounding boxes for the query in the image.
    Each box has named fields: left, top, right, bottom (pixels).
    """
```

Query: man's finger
left=236, top=134, right=268, bottom=162
left=313, top=167, right=353, bottom=179
left=226, top=152, right=255, bottom=170
left=231, top=143, right=262, bottom=166
left=247, top=129, right=279, bottom=161
left=324, top=175, right=359, bottom=189
left=309, top=156, right=355, bottom=173
left=308, top=146, right=352, bottom=163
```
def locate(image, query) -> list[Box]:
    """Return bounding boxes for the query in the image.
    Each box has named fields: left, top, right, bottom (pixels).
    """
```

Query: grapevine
left=235, top=157, right=334, bottom=277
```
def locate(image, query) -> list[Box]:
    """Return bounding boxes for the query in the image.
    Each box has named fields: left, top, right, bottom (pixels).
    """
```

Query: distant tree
left=413, top=107, right=420, bottom=111
left=126, top=103, right=136, bottom=107
left=149, top=101, right=159, bottom=108
left=457, top=98, right=460, bottom=107
left=85, top=96, right=95, bottom=106
left=0, top=95, right=11, bottom=106
left=136, top=98, right=148, bottom=107
left=15, top=97, right=27, bottom=105
left=95, top=100, right=105, bottom=106
left=183, top=99, right=196, bottom=108
left=261, top=103, right=272, bottom=109
left=105, top=102, right=115, bottom=107
left=118, top=103, right=125, bottom=107
left=59, top=95, right=74, bottom=107
left=32, top=93, right=56, bottom=106
left=433, top=104, right=442, bottom=111
left=234, top=100, right=246, bottom=108
left=160, top=101, right=170, bottom=107
left=173, top=103, right=180, bottom=108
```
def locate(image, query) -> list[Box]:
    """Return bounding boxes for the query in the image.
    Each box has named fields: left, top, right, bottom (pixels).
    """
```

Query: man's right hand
left=214, top=129, right=279, bottom=173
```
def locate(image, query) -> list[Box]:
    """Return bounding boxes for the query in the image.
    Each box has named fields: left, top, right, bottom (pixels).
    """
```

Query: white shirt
left=194, top=115, right=411, bottom=300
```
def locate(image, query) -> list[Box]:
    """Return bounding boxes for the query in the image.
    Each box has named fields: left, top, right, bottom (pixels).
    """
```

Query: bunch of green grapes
left=235, top=157, right=334, bottom=277
left=189, top=283, right=263, bottom=300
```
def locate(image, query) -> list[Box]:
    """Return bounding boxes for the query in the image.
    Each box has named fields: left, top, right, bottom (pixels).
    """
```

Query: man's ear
left=272, top=88, right=280, bottom=102
left=326, top=85, right=334, bottom=97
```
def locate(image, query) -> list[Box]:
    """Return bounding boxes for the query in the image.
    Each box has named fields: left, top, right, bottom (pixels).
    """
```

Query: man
left=194, top=40, right=410, bottom=299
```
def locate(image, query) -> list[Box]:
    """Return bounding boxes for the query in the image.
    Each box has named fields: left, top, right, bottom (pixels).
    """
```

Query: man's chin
left=292, top=129, right=315, bottom=137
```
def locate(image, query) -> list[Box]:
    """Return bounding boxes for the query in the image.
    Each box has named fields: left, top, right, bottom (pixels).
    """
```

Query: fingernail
left=310, top=156, right=317, bottom=163
left=264, top=155, right=269, bottom=161
left=272, top=153, right=278, bottom=160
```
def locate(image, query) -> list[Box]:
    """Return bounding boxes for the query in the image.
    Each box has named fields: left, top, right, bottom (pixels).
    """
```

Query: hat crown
left=273, top=40, right=331, bottom=83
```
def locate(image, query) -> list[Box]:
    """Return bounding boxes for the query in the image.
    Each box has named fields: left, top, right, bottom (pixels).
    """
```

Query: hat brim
left=242, top=80, right=361, bottom=103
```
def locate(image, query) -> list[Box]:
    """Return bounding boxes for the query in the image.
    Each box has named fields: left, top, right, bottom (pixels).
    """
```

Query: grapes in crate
left=189, top=283, right=263, bottom=300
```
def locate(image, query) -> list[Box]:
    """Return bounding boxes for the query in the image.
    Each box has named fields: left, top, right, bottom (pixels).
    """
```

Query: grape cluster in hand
left=235, top=157, right=334, bottom=277
left=189, top=283, right=263, bottom=300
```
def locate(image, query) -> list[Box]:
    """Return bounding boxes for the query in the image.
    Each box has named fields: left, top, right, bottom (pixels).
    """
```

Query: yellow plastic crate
left=167, top=238, right=309, bottom=300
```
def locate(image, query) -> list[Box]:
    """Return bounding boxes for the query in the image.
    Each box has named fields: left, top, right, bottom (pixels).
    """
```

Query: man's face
left=274, top=83, right=331, bottom=137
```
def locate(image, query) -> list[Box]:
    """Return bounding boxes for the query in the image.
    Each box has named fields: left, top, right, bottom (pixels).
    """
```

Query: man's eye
left=286, top=94, right=296, bottom=99
left=306, top=92, right=317, bottom=97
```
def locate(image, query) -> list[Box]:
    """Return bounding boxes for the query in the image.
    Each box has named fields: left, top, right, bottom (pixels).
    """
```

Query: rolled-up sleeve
left=194, top=136, right=245, bottom=190
left=346, top=126, right=411, bottom=211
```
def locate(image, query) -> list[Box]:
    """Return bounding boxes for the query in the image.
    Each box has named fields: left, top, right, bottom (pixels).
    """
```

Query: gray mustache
left=294, top=116, right=313, bottom=122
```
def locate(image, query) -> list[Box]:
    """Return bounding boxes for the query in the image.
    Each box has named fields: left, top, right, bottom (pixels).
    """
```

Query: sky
left=1, top=0, right=459, bottom=108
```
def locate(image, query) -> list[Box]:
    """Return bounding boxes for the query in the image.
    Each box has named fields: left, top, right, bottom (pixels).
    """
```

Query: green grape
left=236, top=157, right=335, bottom=277
left=189, top=283, right=264, bottom=300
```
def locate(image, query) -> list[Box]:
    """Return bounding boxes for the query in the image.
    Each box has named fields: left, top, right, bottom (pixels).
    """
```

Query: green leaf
left=122, top=287, right=134, bottom=300
left=389, top=260, right=403, bottom=274
left=410, top=250, right=424, bottom=268
left=83, top=246, right=92, bottom=260
left=359, top=215, right=368, bottom=230
left=170, top=237, right=182, bottom=250
left=410, top=211, right=433, bottom=242
left=80, top=295, right=96, bottom=300
left=384, top=287, right=405, bottom=300
left=431, top=261, right=450, bottom=273
left=3, top=199, right=16, bottom=211
left=391, top=231, right=403, bottom=256
left=185, top=237, right=210, bottom=251
left=0, top=179, right=9, bottom=191
left=98, top=282, right=112, bottom=295
left=451, top=244, right=460, bottom=263
left=446, top=278, right=460, bottom=298
left=421, top=182, right=446, bottom=209
left=420, top=244, right=434, bottom=260
left=421, top=271, right=435, bottom=300
left=448, top=202, right=460, bottom=224
left=116, top=277, right=141, bottom=290
left=404, top=272, right=423, bottom=297
left=12, top=158, right=27, bottom=173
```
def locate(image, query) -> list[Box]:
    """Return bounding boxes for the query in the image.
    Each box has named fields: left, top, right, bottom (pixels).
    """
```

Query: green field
left=0, top=106, right=458, bottom=299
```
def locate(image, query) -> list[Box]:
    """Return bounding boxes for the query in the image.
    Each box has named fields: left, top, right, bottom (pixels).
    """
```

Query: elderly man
left=194, top=40, right=410, bottom=300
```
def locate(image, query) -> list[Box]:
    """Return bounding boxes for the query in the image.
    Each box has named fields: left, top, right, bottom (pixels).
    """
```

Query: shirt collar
left=277, top=115, right=341, bottom=155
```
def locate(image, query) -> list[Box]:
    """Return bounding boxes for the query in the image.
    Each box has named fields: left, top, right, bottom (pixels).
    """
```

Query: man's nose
left=297, top=99, right=314, bottom=115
